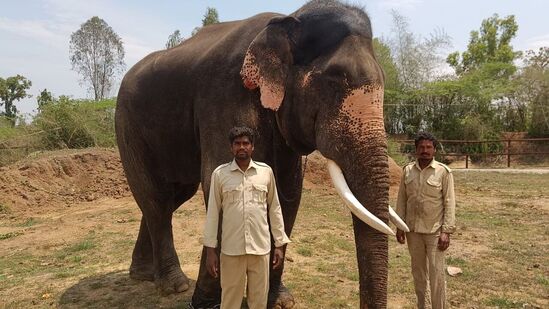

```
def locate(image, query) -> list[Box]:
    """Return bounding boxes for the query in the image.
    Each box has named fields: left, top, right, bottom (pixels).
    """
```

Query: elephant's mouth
left=326, top=159, right=409, bottom=235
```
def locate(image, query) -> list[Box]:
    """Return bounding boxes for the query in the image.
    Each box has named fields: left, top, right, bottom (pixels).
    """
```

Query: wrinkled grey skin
left=115, top=0, right=389, bottom=308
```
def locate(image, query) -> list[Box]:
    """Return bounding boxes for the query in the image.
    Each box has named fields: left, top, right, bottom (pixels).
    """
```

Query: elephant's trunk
left=317, top=83, right=390, bottom=308
left=348, top=145, right=390, bottom=309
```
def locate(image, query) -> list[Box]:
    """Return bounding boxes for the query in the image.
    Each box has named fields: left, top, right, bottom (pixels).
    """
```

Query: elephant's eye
left=325, top=65, right=347, bottom=78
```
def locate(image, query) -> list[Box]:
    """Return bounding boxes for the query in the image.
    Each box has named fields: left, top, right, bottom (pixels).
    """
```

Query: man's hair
left=228, top=126, right=255, bottom=144
left=414, top=131, right=438, bottom=148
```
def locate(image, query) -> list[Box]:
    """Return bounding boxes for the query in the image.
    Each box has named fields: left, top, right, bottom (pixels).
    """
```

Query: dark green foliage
left=192, top=7, right=220, bottom=36
left=447, top=14, right=520, bottom=75
left=520, top=47, right=549, bottom=137
left=36, top=89, right=54, bottom=111
left=166, top=30, right=184, bottom=49
left=381, top=12, right=533, bottom=150
left=0, top=75, right=32, bottom=124
left=33, top=97, right=116, bottom=149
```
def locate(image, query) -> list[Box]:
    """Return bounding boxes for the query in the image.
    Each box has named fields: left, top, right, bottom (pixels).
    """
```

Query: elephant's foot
left=190, top=282, right=221, bottom=309
left=268, top=284, right=295, bottom=309
left=155, top=267, right=190, bottom=295
left=129, top=261, right=154, bottom=281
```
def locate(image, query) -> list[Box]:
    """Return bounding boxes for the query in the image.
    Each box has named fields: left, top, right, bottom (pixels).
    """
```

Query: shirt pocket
left=251, top=183, right=268, bottom=204
left=404, top=171, right=418, bottom=196
left=425, top=177, right=442, bottom=198
left=222, top=184, right=241, bottom=205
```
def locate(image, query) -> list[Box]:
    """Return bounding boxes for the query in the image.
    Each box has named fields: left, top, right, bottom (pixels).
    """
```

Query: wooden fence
left=393, top=138, right=549, bottom=168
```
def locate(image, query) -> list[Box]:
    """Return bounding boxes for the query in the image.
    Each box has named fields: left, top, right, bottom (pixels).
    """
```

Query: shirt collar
left=414, top=159, right=437, bottom=170
left=229, top=158, right=258, bottom=172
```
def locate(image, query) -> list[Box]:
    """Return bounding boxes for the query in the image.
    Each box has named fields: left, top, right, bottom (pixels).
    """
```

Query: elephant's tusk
left=326, top=159, right=395, bottom=236
left=388, top=205, right=409, bottom=232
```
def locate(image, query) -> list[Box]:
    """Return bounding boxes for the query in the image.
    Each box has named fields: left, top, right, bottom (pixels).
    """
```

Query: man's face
left=415, top=139, right=436, bottom=161
left=231, top=136, right=254, bottom=161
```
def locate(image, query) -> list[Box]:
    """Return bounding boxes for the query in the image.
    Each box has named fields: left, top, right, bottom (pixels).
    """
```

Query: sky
left=1, top=0, right=548, bottom=116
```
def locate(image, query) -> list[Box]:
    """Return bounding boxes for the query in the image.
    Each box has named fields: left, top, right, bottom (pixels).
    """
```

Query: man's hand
left=272, top=247, right=284, bottom=269
left=206, top=247, right=219, bottom=278
left=438, top=232, right=450, bottom=251
left=396, top=229, right=406, bottom=244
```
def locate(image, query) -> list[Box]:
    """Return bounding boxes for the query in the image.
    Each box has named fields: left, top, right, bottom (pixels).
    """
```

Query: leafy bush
left=387, top=138, right=410, bottom=166
left=0, top=116, right=41, bottom=165
left=33, top=97, right=116, bottom=149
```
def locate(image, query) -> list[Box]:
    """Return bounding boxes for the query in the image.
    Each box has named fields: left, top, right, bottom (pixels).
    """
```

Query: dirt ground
left=1, top=148, right=546, bottom=308
left=0, top=148, right=403, bottom=308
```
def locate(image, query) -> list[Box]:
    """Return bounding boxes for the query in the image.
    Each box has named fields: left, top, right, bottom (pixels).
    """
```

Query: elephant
left=115, top=0, right=408, bottom=308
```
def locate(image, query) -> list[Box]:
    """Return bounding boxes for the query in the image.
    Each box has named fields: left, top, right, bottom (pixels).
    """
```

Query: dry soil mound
left=0, top=148, right=131, bottom=214
left=0, top=148, right=402, bottom=214
left=303, top=151, right=402, bottom=194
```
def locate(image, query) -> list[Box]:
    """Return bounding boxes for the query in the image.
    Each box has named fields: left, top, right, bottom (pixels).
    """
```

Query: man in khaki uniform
left=203, top=126, right=290, bottom=309
left=396, top=131, right=456, bottom=309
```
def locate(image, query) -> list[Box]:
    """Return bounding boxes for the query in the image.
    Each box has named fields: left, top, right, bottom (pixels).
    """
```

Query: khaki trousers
left=220, top=253, right=269, bottom=309
left=406, top=232, right=447, bottom=309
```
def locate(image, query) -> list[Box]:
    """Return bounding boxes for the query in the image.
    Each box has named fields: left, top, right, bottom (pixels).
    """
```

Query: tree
left=37, top=88, right=54, bottom=111
left=166, top=30, right=184, bottom=49
left=380, top=11, right=451, bottom=135
left=374, top=38, right=401, bottom=134
left=0, top=74, right=32, bottom=123
left=518, top=47, right=549, bottom=137
left=69, top=16, right=125, bottom=101
left=192, top=7, right=220, bottom=36
left=447, top=14, right=520, bottom=75
left=388, top=10, right=452, bottom=89
left=373, top=38, right=399, bottom=90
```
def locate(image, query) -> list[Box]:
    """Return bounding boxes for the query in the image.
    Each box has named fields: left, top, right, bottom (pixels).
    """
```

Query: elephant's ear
left=241, top=16, right=300, bottom=111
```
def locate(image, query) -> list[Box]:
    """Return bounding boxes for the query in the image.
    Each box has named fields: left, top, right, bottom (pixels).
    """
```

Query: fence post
left=507, top=139, right=511, bottom=168
left=465, top=155, right=469, bottom=169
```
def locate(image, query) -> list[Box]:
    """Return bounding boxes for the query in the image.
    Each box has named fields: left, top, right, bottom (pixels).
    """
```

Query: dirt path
left=454, top=168, right=549, bottom=174
left=1, top=148, right=546, bottom=308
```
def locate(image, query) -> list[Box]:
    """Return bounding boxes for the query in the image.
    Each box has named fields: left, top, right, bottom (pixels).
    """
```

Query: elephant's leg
left=129, top=217, right=154, bottom=281
left=192, top=173, right=222, bottom=308
left=131, top=182, right=199, bottom=294
left=191, top=246, right=222, bottom=308
left=268, top=152, right=303, bottom=309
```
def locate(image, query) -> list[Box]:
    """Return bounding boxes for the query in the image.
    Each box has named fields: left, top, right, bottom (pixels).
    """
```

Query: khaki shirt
left=203, top=159, right=290, bottom=256
left=396, top=159, right=456, bottom=234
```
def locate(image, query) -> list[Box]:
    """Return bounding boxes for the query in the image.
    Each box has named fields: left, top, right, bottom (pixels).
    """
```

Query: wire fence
left=394, top=138, right=549, bottom=168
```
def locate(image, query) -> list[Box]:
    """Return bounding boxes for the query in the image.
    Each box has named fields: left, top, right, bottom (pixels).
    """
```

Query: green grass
left=536, top=274, right=548, bottom=286
left=0, top=203, right=10, bottom=214
left=446, top=256, right=467, bottom=267
left=296, top=245, right=312, bottom=257
left=485, top=297, right=522, bottom=308
left=0, top=231, right=22, bottom=240
left=388, top=138, right=411, bottom=166
left=0, top=170, right=547, bottom=308
left=18, top=217, right=39, bottom=227
left=69, top=239, right=96, bottom=252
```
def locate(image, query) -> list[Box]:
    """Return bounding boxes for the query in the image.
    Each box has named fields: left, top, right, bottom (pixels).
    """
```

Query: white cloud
left=0, top=17, right=67, bottom=49
left=377, top=0, right=423, bottom=10
left=524, top=34, right=549, bottom=51
left=123, top=36, right=157, bottom=65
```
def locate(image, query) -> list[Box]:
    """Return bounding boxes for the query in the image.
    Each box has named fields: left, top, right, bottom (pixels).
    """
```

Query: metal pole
left=507, top=140, right=511, bottom=168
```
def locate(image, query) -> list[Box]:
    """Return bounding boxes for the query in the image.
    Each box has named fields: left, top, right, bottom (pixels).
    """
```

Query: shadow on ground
left=59, top=270, right=195, bottom=308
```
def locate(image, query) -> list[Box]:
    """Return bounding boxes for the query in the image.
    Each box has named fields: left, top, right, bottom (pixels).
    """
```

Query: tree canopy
left=37, top=88, right=54, bottom=111
left=69, top=16, right=125, bottom=101
left=192, top=7, right=220, bottom=36
left=447, top=14, right=520, bottom=75
left=166, top=30, right=184, bottom=49
left=517, top=47, right=549, bottom=137
left=0, top=75, right=32, bottom=123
